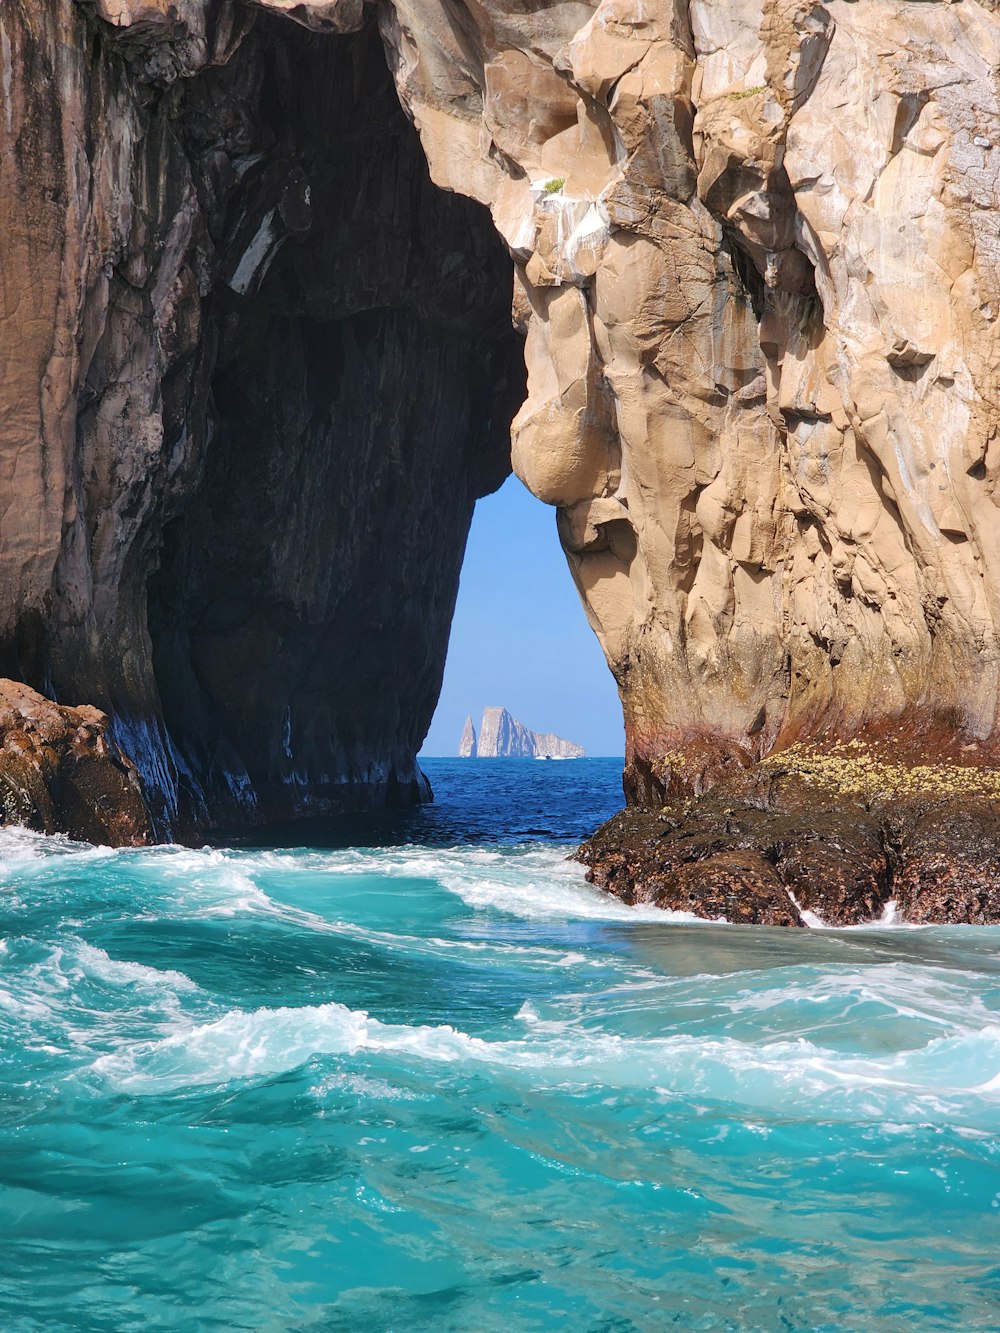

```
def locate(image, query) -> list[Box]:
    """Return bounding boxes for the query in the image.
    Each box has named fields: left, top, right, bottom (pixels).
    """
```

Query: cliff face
left=374, top=0, right=1000, bottom=804
left=5, top=0, right=1000, bottom=877
left=472, top=707, right=584, bottom=759
left=0, top=1, right=522, bottom=836
left=458, top=716, right=478, bottom=758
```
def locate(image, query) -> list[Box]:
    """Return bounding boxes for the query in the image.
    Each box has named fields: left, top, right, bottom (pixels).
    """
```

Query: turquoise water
left=1, top=758, right=999, bottom=1330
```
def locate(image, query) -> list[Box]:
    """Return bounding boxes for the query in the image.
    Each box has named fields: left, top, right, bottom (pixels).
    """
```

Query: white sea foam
left=723, top=963, right=1000, bottom=1031
left=134, top=841, right=709, bottom=926
left=136, top=845, right=276, bottom=917
left=0, top=938, right=200, bottom=1066
left=0, top=825, right=113, bottom=878
left=71, top=941, right=197, bottom=993
left=7, top=940, right=193, bottom=999
left=397, top=845, right=704, bottom=923
left=310, top=1071, right=429, bottom=1103
left=267, top=912, right=603, bottom=971
left=89, top=991, right=1000, bottom=1130
left=785, top=888, right=826, bottom=929
left=796, top=895, right=931, bottom=932
left=0, top=825, right=64, bottom=864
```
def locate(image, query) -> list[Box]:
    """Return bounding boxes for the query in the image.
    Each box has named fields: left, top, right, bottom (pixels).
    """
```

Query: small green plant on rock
left=543, top=177, right=566, bottom=194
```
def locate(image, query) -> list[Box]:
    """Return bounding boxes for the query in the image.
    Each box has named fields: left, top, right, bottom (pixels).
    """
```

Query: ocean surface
left=1, top=756, right=999, bottom=1331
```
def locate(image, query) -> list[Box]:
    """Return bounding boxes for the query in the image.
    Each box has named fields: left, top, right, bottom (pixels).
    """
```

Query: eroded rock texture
left=579, top=746, right=1000, bottom=927
left=4, top=0, right=1000, bottom=896
left=0, top=1, right=522, bottom=837
left=470, top=706, right=584, bottom=758
left=375, top=0, right=1000, bottom=808
left=0, top=680, right=150, bottom=846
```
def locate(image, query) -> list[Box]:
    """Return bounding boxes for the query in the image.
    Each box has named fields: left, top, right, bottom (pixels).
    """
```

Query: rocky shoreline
left=0, top=681, right=151, bottom=848
left=579, top=741, right=1000, bottom=927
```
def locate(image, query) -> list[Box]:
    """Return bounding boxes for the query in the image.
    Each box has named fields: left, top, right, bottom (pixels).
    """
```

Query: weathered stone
left=658, top=852, right=805, bottom=928
left=376, top=0, right=1000, bottom=809
left=580, top=743, right=1000, bottom=925
left=890, top=801, right=1000, bottom=925
left=0, top=4, right=522, bottom=838
left=473, top=707, right=584, bottom=759
left=0, top=681, right=151, bottom=846
left=579, top=810, right=804, bottom=926
left=458, top=716, right=478, bottom=759
left=5, top=0, right=1000, bottom=905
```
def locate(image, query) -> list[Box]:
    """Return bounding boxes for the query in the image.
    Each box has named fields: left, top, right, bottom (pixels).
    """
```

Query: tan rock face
left=249, top=0, right=365, bottom=33
left=377, top=0, right=1000, bottom=803
left=0, top=680, right=151, bottom=846
left=473, top=707, right=584, bottom=759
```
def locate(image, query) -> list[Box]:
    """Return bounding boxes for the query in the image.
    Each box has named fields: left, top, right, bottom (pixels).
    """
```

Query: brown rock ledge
left=0, top=681, right=152, bottom=848
left=579, top=742, right=1000, bottom=927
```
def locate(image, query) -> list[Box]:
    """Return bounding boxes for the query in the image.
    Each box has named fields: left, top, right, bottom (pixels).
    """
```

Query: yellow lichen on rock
left=759, top=742, right=1000, bottom=802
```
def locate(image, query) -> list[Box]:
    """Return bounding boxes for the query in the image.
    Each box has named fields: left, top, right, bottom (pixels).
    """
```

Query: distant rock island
left=459, top=708, right=584, bottom=760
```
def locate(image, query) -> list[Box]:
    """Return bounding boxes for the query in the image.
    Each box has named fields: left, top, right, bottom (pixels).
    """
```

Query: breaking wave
left=1, top=760, right=999, bottom=1330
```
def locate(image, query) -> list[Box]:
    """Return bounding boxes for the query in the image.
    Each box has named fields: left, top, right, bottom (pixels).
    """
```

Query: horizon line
left=418, top=753, right=626, bottom=760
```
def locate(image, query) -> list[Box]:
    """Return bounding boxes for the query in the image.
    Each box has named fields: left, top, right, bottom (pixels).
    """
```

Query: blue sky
left=421, top=475, right=625, bottom=757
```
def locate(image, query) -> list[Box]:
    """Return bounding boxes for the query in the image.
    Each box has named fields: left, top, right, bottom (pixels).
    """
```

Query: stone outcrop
left=374, top=0, right=1000, bottom=806
left=0, top=681, right=151, bottom=846
left=580, top=739, right=1000, bottom=926
left=469, top=707, right=584, bottom=759
left=458, top=716, right=478, bottom=758
left=0, top=1, right=522, bottom=840
left=362, top=0, right=1000, bottom=920
left=4, top=0, right=1000, bottom=907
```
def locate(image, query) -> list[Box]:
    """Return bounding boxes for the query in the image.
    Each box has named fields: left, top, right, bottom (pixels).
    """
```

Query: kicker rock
left=458, top=715, right=478, bottom=758
left=378, top=0, right=1000, bottom=806
left=475, top=708, right=584, bottom=759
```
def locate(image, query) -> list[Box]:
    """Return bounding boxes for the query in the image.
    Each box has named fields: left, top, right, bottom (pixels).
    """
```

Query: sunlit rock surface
left=360, top=0, right=1000, bottom=918
left=580, top=740, right=1000, bottom=926
left=0, top=680, right=151, bottom=846
left=467, top=707, right=584, bottom=760
left=458, top=716, right=478, bottom=758
left=377, top=0, right=1000, bottom=803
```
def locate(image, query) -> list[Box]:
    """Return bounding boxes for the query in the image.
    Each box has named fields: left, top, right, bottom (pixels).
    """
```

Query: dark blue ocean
left=1, top=757, right=999, bottom=1330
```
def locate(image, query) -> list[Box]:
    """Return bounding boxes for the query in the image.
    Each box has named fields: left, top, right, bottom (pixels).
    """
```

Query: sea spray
left=0, top=760, right=998, bottom=1330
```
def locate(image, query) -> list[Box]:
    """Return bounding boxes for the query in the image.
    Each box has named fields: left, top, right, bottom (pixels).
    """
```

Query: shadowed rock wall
left=0, top=2, right=522, bottom=837
left=148, top=16, right=521, bottom=830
